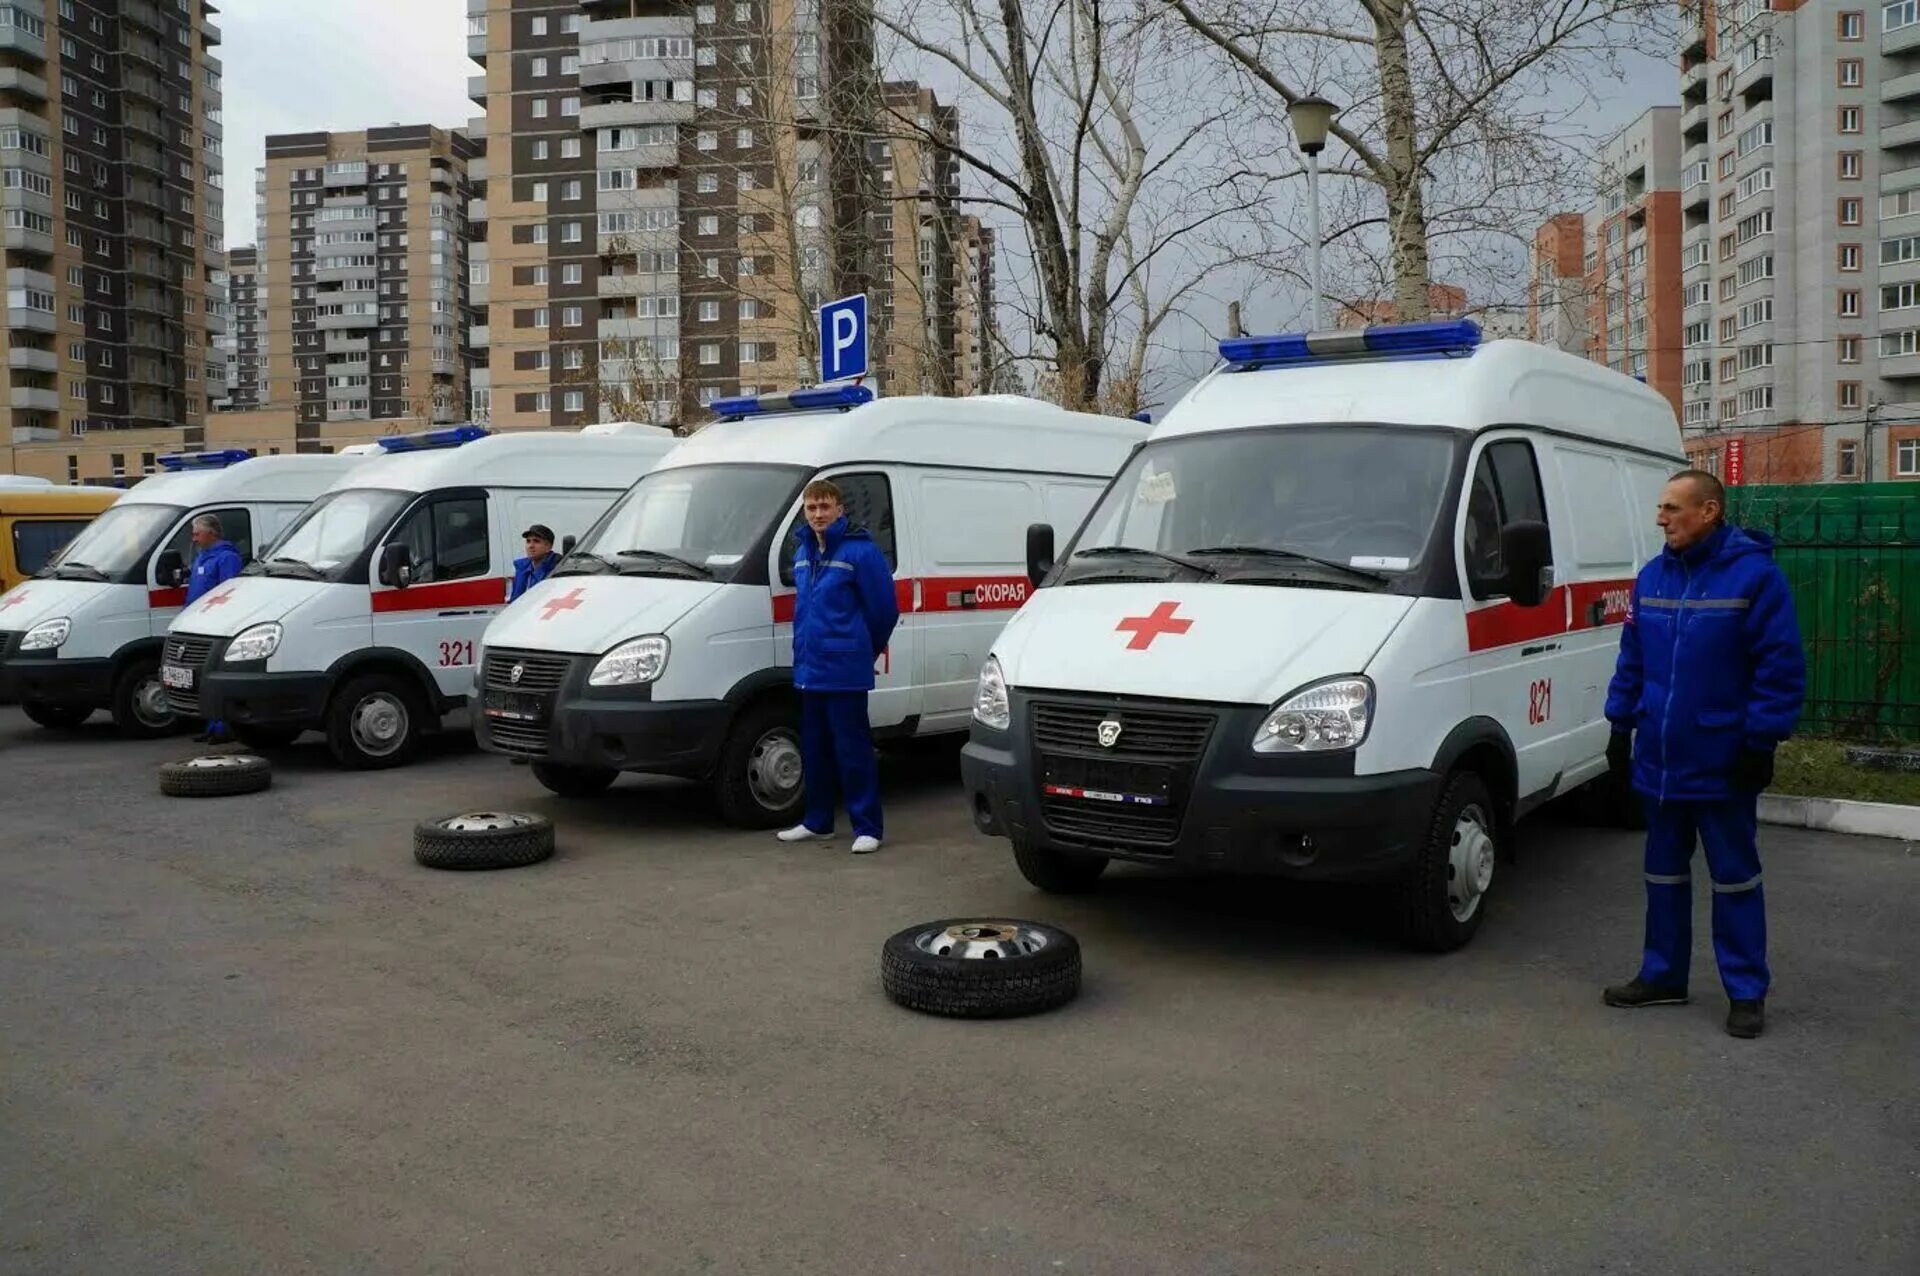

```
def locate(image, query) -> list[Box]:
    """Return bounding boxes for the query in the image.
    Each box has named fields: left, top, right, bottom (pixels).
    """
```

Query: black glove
left=1606, top=731, right=1633, bottom=780
left=1732, top=748, right=1775, bottom=793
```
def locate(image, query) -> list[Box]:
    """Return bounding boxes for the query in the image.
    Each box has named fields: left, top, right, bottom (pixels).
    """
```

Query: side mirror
left=1500, top=520, right=1553, bottom=607
left=154, top=549, right=184, bottom=588
left=1025, top=522, right=1056, bottom=588
left=561, top=534, right=578, bottom=554
left=378, top=541, right=413, bottom=589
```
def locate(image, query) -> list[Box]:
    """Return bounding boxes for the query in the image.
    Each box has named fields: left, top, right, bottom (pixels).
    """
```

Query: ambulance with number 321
left=961, top=320, right=1687, bottom=952
left=472, top=389, right=1151, bottom=828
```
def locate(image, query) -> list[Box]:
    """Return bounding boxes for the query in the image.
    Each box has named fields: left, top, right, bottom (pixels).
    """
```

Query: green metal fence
left=1726, top=483, right=1920, bottom=742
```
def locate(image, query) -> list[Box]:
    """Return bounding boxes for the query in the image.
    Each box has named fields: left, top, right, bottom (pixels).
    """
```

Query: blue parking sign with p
left=818, top=293, right=868, bottom=383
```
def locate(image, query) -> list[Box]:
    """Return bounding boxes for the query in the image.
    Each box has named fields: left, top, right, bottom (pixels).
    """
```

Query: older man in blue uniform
left=1602, top=469, right=1805, bottom=1039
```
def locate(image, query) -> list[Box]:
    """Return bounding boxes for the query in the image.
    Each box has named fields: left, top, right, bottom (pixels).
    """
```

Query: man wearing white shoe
left=776, top=478, right=900, bottom=854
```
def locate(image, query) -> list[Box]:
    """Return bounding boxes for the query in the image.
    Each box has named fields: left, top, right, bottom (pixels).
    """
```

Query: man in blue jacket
left=510, top=524, right=560, bottom=601
left=776, top=479, right=900, bottom=853
left=185, top=513, right=244, bottom=743
left=1602, top=470, right=1805, bottom=1039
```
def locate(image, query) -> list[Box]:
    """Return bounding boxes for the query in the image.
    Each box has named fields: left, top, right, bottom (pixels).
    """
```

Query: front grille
left=1031, top=699, right=1214, bottom=761
left=1038, top=797, right=1183, bottom=849
left=483, top=648, right=572, bottom=693
left=162, top=633, right=216, bottom=715
left=485, top=717, right=550, bottom=756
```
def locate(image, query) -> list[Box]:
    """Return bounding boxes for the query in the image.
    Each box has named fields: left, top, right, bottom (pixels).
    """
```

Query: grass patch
left=1772, top=739, right=1920, bottom=806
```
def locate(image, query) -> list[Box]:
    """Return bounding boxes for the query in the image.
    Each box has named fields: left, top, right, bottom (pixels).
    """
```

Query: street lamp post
left=1287, top=94, right=1338, bottom=330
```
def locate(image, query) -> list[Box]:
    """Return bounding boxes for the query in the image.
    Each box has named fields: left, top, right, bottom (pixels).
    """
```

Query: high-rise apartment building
left=255, top=127, right=477, bottom=442
left=1529, top=212, right=1590, bottom=357
left=1587, top=107, right=1684, bottom=415
left=1, top=0, right=228, bottom=449
left=219, top=242, right=257, bottom=410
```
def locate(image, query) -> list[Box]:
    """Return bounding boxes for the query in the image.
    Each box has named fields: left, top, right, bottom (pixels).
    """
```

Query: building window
left=1840, top=289, right=1862, bottom=317
left=532, top=98, right=549, bottom=119
left=741, top=298, right=760, bottom=319
left=697, top=130, right=717, bottom=151
left=561, top=137, right=581, bottom=159
left=696, top=3, right=716, bottom=21
left=699, top=300, right=719, bottom=321
left=1717, top=109, right=1733, bottom=138
left=1841, top=106, right=1863, bottom=134
left=562, top=263, right=582, bottom=284
left=562, top=305, right=582, bottom=326
left=698, top=87, right=717, bottom=108
left=1841, top=244, right=1862, bottom=271
left=697, top=44, right=716, bottom=65
left=1840, top=11, right=1864, bottom=39
left=563, top=390, right=585, bottom=412
left=1841, top=151, right=1863, bottom=180
left=533, top=307, right=549, bottom=329
left=1837, top=441, right=1859, bottom=478
left=1839, top=59, right=1864, bottom=87
left=699, top=342, right=720, bottom=365
left=530, top=15, right=548, bottom=34
left=1889, top=2, right=1920, bottom=34
left=1839, top=381, right=1862, bottom=409
left=698, top=173, right=719, bottom=193
left=562, top=221, right=582, bottom=243
left=532, top=56, right=548, bottom=77
left=532, top=181, right=548, bottom=202
left=736, top=128, right=754, bottom=149
left=738, top=256, right=757, bottom=276
left=1840, top=335, right=1861, bottom=363
left=561, top=97, right=579, bottom=117
left=563, top=180, right=581, bottom=201
left=532, top=139, right=549, bottom=160
left=1899, top=438, right=1920, bottom=477
left=1841, top=197, right=1864, bottom=225
left=698, top=214, right=718, bottom=235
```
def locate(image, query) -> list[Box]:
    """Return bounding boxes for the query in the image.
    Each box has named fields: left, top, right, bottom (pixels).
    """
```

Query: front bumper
left=471, top=646, right=732, bottom=776
left=960, top=690, right=1442, bottom=882
left=199, top=669, right=333, bottom=727
left=0, top=635, right=114, bottom=709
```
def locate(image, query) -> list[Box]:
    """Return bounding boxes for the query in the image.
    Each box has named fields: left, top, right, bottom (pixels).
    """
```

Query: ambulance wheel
left=233, top=725, right=303, bottom=750
left=326, top=673, right=423, bottom=770
left=530, top=761, right=618, bottom=798
left=1011, top=837, right=1108, bottom=894
left=158, top=753, right=272, bottom=798
left=713, top=699, right=804, bottom=828
left=1395, top=771, right=1500, bottom=952
left=880, top=919, right=1082, bottom=1019
left=22, top=701, right=90, bottom=729
left=110, top=657, right=176, bottom=740
left=413, top=811, right=554, bottom=871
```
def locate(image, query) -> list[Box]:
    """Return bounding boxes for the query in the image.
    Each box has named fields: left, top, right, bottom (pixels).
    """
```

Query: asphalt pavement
left=1, top=708, right=1915, bottom=1275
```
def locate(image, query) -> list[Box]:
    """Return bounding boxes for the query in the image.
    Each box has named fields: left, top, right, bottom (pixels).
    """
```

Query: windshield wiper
left=613, top=548, right=713, bottom=578
left=554, top=550, right=614, bottom=576
left=1185, top=545, right=1389, bottom=585
left=261, top=556, right=324, bottom=581
left=1067, top=545, right=1215, bottom=578
left=51, top=561, right=108, bottom=581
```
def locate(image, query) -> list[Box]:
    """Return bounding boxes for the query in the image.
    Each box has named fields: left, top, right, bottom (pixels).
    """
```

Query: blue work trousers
left=800, top=690, right=881, bottom=839
left=1638, top=795, right=1769, bottom=1001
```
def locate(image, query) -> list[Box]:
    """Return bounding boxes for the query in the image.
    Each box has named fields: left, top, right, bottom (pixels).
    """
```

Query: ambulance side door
left=371, top=487, right=500, bottom=701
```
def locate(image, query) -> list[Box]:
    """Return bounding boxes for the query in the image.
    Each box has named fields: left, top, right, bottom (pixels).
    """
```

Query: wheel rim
left=913, top=921, right=1050, bottom=960
left=133, top=675, right=173, bottom=728
left=746, top=727, right=803, bottom=810
left=349, top=692, right=409, bottom=757
left=1446, top=802, right=1496, bottom=923
left=183, top=754, right=263, bottom=769
left=441, top=812, right=539, bottom=832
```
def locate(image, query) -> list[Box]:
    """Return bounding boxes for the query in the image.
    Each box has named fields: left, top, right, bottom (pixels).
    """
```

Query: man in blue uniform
left=185, top=513, right=244, bottom=744
left=1602, top=470, right=1805, bottom=1039
left=776, top=479, right=900, bottom=853
left=510, top=524, right=560, bottom=600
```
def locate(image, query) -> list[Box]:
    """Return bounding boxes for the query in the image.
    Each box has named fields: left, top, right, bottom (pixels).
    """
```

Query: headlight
left=589, top=635, right=669, bottom=686
left=19, top=617, right=69, bottom=651
left=1252, top=676, right=1374, bottom=753
left=972, top=655, right=1011, bottom=730
left=224, top=622, right=282, bottom=664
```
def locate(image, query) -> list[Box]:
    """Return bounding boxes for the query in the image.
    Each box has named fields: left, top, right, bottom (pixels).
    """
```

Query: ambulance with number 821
left=472, top=388, right=1151, bottom=827
left=961, top=320, right=1686, bottom=951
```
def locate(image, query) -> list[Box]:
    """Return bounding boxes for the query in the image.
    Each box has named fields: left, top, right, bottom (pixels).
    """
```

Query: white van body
left=159, top=427, right=675, bottom=767
left=0, top=454, right=359, bottom=736
left=960, top=324, right=1686, bottom=950
left=473, top=393, right=1151, bottom=826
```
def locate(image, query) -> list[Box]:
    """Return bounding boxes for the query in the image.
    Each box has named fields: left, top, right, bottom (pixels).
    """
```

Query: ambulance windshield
left=262, top=488, right=414, bottom=580
left=39, top=502, right=184, bottom=581
left=1066, top=426, right=1454, bottom=588
left=564, top=463, right=807, bottom=580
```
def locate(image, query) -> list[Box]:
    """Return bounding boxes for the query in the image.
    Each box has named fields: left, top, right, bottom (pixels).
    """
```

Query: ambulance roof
left=116, top=454, right=361, bottom=508
left=656, top=394, right=1151, bottom=478
left=326, top=429, right=676, bottom=496
left=1160, top=333, right=1684, bottom=460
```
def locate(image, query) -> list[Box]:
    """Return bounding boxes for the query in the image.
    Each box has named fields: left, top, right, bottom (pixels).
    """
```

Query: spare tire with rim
left=158, top=753, right=273, bottom=798
left=413, top=811, right=554, bottom=871
left=880, top=918, right=1081, bottom=1018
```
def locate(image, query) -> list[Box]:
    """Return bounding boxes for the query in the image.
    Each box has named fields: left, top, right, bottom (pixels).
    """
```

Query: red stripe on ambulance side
left=371, top=577, right=508, bottom=614
left=147, top=587, right=188, bottom=609
left=1464, top=576, right=1637, bottom=653
left=769, top=574, right=1032, bottom=623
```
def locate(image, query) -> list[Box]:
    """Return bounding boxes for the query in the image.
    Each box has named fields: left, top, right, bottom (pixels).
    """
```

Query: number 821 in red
left=1527, top=678, right=1552, bottom=726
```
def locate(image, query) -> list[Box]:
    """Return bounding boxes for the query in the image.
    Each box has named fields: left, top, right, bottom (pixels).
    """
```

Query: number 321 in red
left=1528, top=678, right=1553, bottom=726
left=439, top=639, right=474, bottom=668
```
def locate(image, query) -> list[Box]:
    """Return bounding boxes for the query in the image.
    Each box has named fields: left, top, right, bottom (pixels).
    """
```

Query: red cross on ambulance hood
left=0, top=579, right=126, bottom=631
left=988, top=582, right=1417, bottom=705
left=169, top=577, right=338, bottom=636
left=481, top=574, right=720, bottom=657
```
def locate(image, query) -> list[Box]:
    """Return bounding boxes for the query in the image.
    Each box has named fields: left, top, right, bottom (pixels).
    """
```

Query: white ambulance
left=159, top=425, right=676, bottom=768
left=961, top=321, right=1687, bottom=950
left=472, top=388, right=1152, bottom=826
left=0, top=450, right=359, bottom=736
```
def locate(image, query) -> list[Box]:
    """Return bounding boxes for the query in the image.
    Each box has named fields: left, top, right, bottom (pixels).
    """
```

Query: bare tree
left=1170, top=0, right=1673, bottom=322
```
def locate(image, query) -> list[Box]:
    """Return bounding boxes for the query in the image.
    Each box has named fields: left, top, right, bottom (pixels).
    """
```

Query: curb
left=1759, top=794, right=1920, bottom=842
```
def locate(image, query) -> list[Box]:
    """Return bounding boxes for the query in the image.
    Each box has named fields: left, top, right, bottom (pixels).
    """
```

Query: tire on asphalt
left=1011, top=836, right=1108, bottom=894
left=880, top=918, right=1082, bottom=1019
left=413, top=811, right=555, bottom=871
left=1394, top=770, right=1501, bottom=953
left=233, top=724, right=304, bottom=750
left=22, top=701, right=90, bottom=729
left=530, top=760, right=618, bottom=798
left=326, top=672, right=427, bottom=770
left=110, top=655, right=177, bottom=740
left=158, top=753, right=273, bottom=798
left=711, top=697, right=805, bottom=829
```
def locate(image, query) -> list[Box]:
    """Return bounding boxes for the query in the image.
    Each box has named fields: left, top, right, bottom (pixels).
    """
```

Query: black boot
left=1602, top=977, right=1690, bottom=1008
left=1726, top=999, right=1765, bottom=1039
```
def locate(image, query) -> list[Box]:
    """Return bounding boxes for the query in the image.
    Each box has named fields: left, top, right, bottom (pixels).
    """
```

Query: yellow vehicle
left=0, top=486, right=121, bottom=593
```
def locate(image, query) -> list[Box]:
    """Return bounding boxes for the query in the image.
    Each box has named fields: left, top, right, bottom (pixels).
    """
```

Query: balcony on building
left=323, top=331, right=370, bottom=355
left=1886, top=68, right=1920, bottom=105
left=323, top=161, right=368, bottom=190
left=0, top=65, right=47, bottom=106
left=466, top=11, right=487, bottom=62
left=317, top=307, right=378, bottom=332
left=0, top=5, right=48, bottom=63
left=1886, top=115, right=1920, bottom=152
left=468, top=322, right=489, bottom=348
left=325, top=404, right=372, bottom=423
left=7, top=344, right=55, bottom=374
left=1882, top=161, right=1920, bottom=197
left=1889, top=9, right=1920, bottom=57
left=9, top=385, right=57, bottom=412
left=1681, top=99, right=1708, bottom=147
left=1734, top=47, right=1773, bottom=106
left=468, top=74, right=487, bottom=109
left=580, top=87, right=695, bottom=131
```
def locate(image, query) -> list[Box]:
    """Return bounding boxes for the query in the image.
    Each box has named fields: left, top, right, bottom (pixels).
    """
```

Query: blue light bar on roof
left=376, top=425, right=490, bottom=453
left=1219, top=318, right=1482, bottom=369
left=157, top=448, right=252, bottom=471
left=710, top=384, right=875, bottom=420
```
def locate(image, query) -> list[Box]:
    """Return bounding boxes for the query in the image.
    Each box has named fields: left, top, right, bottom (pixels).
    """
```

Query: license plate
left=483, top=690, right=546, bottom=722
left=161, top=663, right=194, bottom=690
left=1042, top=755, right=1172, bottom=806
